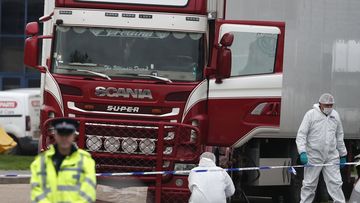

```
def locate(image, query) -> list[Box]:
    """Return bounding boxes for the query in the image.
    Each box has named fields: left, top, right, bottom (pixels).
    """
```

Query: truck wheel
left=7, top=134, right=22, bottom=155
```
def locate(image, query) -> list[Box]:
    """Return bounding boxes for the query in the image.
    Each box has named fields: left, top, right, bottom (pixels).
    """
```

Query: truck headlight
left=190, top=120, right=199, bottom=142
left=163, top=147, right=173, bottom=155
left=86, top=136, right=102, bottom=152
left=190, top=130, right=197, bottom=142
left=121, top=137, right=138, bottom=154
left=191, top=120, right=199, bottom=126
left=163, top=161, right=171, bottom=168
left=48, top=111, right=55, bottom=118
left=104, top=137, right=120, bottom=153
left=139, top=138, right=155, bottom=155
left=164, top=132, right=175, bottom=140
left=175, top=179, right=184, bottom=187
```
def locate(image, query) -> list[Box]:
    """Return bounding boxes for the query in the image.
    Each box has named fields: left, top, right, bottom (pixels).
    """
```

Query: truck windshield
left=52, top=26, right=205, bottom=82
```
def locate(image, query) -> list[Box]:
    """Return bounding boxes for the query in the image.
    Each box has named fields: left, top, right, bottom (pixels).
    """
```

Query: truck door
left=207, top=20, right=285, bottom=148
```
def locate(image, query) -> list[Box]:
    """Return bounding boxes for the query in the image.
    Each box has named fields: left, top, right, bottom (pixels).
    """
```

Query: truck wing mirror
left=25, top=22, right=39, bottom=36
left=24, top=22, right=46, bottom=73
left=216, top=33, right=234, bottom=83
left=220, top=33, right=234, bottom=47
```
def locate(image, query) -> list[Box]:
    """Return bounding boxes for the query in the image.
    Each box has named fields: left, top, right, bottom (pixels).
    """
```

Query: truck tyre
left=7, top=134, right=22, bottom=155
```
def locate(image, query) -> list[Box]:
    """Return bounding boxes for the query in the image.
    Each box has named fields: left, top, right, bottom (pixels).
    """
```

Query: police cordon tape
left=0, top=162, right=359, bottom=178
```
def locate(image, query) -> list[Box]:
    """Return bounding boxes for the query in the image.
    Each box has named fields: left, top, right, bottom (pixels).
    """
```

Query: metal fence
left=41, top=117, right=202, bottom=203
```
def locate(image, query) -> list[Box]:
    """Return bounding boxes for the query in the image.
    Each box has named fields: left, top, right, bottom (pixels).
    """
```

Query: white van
left=0, top=88, right=40, bottom=154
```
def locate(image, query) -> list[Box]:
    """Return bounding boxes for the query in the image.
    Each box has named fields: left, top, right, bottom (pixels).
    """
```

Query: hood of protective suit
left=313, top=103, right=333, bottom=116
left=198, top=158, right=216, bottom=167
left=313, top=103, right=323, bottom=114
left=313, top=103, right=321, bottom=112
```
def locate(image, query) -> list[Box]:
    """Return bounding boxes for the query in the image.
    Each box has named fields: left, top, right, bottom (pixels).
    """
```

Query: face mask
left=323, top=107, right=333, bottom=115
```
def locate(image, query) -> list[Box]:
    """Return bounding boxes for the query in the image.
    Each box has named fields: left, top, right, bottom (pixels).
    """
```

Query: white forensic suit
left=296, top=104, right=347, bottom=203
left=188, top=157, right=235, bottom=203
left=349, top=179, right=360, bottom=203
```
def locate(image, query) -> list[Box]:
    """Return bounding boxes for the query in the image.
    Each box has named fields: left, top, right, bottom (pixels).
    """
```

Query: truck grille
left=93, top=156, right=157, bottom=173
left=41, top=118, right=201, bottom=173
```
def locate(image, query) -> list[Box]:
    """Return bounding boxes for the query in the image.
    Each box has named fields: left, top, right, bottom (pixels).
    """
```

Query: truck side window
left=229, top=32, right=278, bottom=77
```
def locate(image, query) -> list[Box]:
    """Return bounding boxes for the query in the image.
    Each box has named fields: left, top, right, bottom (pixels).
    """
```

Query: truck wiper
left=138, top=74, right=173, bottom=83
left=68, top=62, right=98, bottom=67
left=116, top=73, right=172, bottom=83
left=58, top=67, right=112, bottom=80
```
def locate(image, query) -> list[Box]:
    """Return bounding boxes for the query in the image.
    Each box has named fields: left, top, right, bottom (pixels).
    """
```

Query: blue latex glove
left=300, top=152, right=308, bottom=165
left=340, top=156, right=346, bottom=169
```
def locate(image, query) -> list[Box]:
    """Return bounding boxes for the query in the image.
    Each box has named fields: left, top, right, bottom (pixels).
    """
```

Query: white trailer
left=223, top=0, right=360, bottom=201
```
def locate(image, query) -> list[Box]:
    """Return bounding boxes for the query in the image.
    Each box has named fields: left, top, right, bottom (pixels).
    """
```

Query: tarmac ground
left=0, top=171, right=351, bottom=203
left=0, top=183, right=274, bottom=203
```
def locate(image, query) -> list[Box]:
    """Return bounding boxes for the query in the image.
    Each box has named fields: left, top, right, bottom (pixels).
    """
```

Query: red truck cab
left=24, top=0, right=285, bottom=202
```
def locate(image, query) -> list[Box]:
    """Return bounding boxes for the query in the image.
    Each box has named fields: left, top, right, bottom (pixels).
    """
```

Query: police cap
left=51, top=118, right=79, bottom=136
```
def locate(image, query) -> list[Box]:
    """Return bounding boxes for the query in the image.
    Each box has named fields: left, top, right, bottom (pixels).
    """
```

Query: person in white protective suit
left=188, top=152, right=235, bottom=203
left=296, top=93, right=347, bottom=203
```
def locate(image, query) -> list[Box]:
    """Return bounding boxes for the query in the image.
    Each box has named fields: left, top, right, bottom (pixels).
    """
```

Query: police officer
left=30, top=118, right=96, bottom=203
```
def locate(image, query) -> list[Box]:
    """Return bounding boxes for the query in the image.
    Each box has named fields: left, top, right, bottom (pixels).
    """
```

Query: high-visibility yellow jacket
left=30, top=145, right=96, bottom=203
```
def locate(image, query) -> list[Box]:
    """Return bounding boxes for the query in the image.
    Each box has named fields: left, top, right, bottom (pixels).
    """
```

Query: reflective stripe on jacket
left=30, top=145, right=96, bottom=203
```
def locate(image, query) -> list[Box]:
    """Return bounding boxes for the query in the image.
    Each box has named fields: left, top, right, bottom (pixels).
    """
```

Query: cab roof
left=55, top=0, right=207, bottom=15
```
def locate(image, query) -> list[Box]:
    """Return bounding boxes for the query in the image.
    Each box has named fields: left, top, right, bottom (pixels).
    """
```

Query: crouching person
left=30, top=118, right=96, bottom=203
left=188, top=152, right=235, bottom=203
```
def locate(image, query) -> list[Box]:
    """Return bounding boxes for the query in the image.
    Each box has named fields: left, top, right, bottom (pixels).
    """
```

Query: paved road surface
left=0, top=184, right=349, bottom=203
left=0, top=184, right=274, bottom=203
left=0, top=184, right=30, bottom=203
